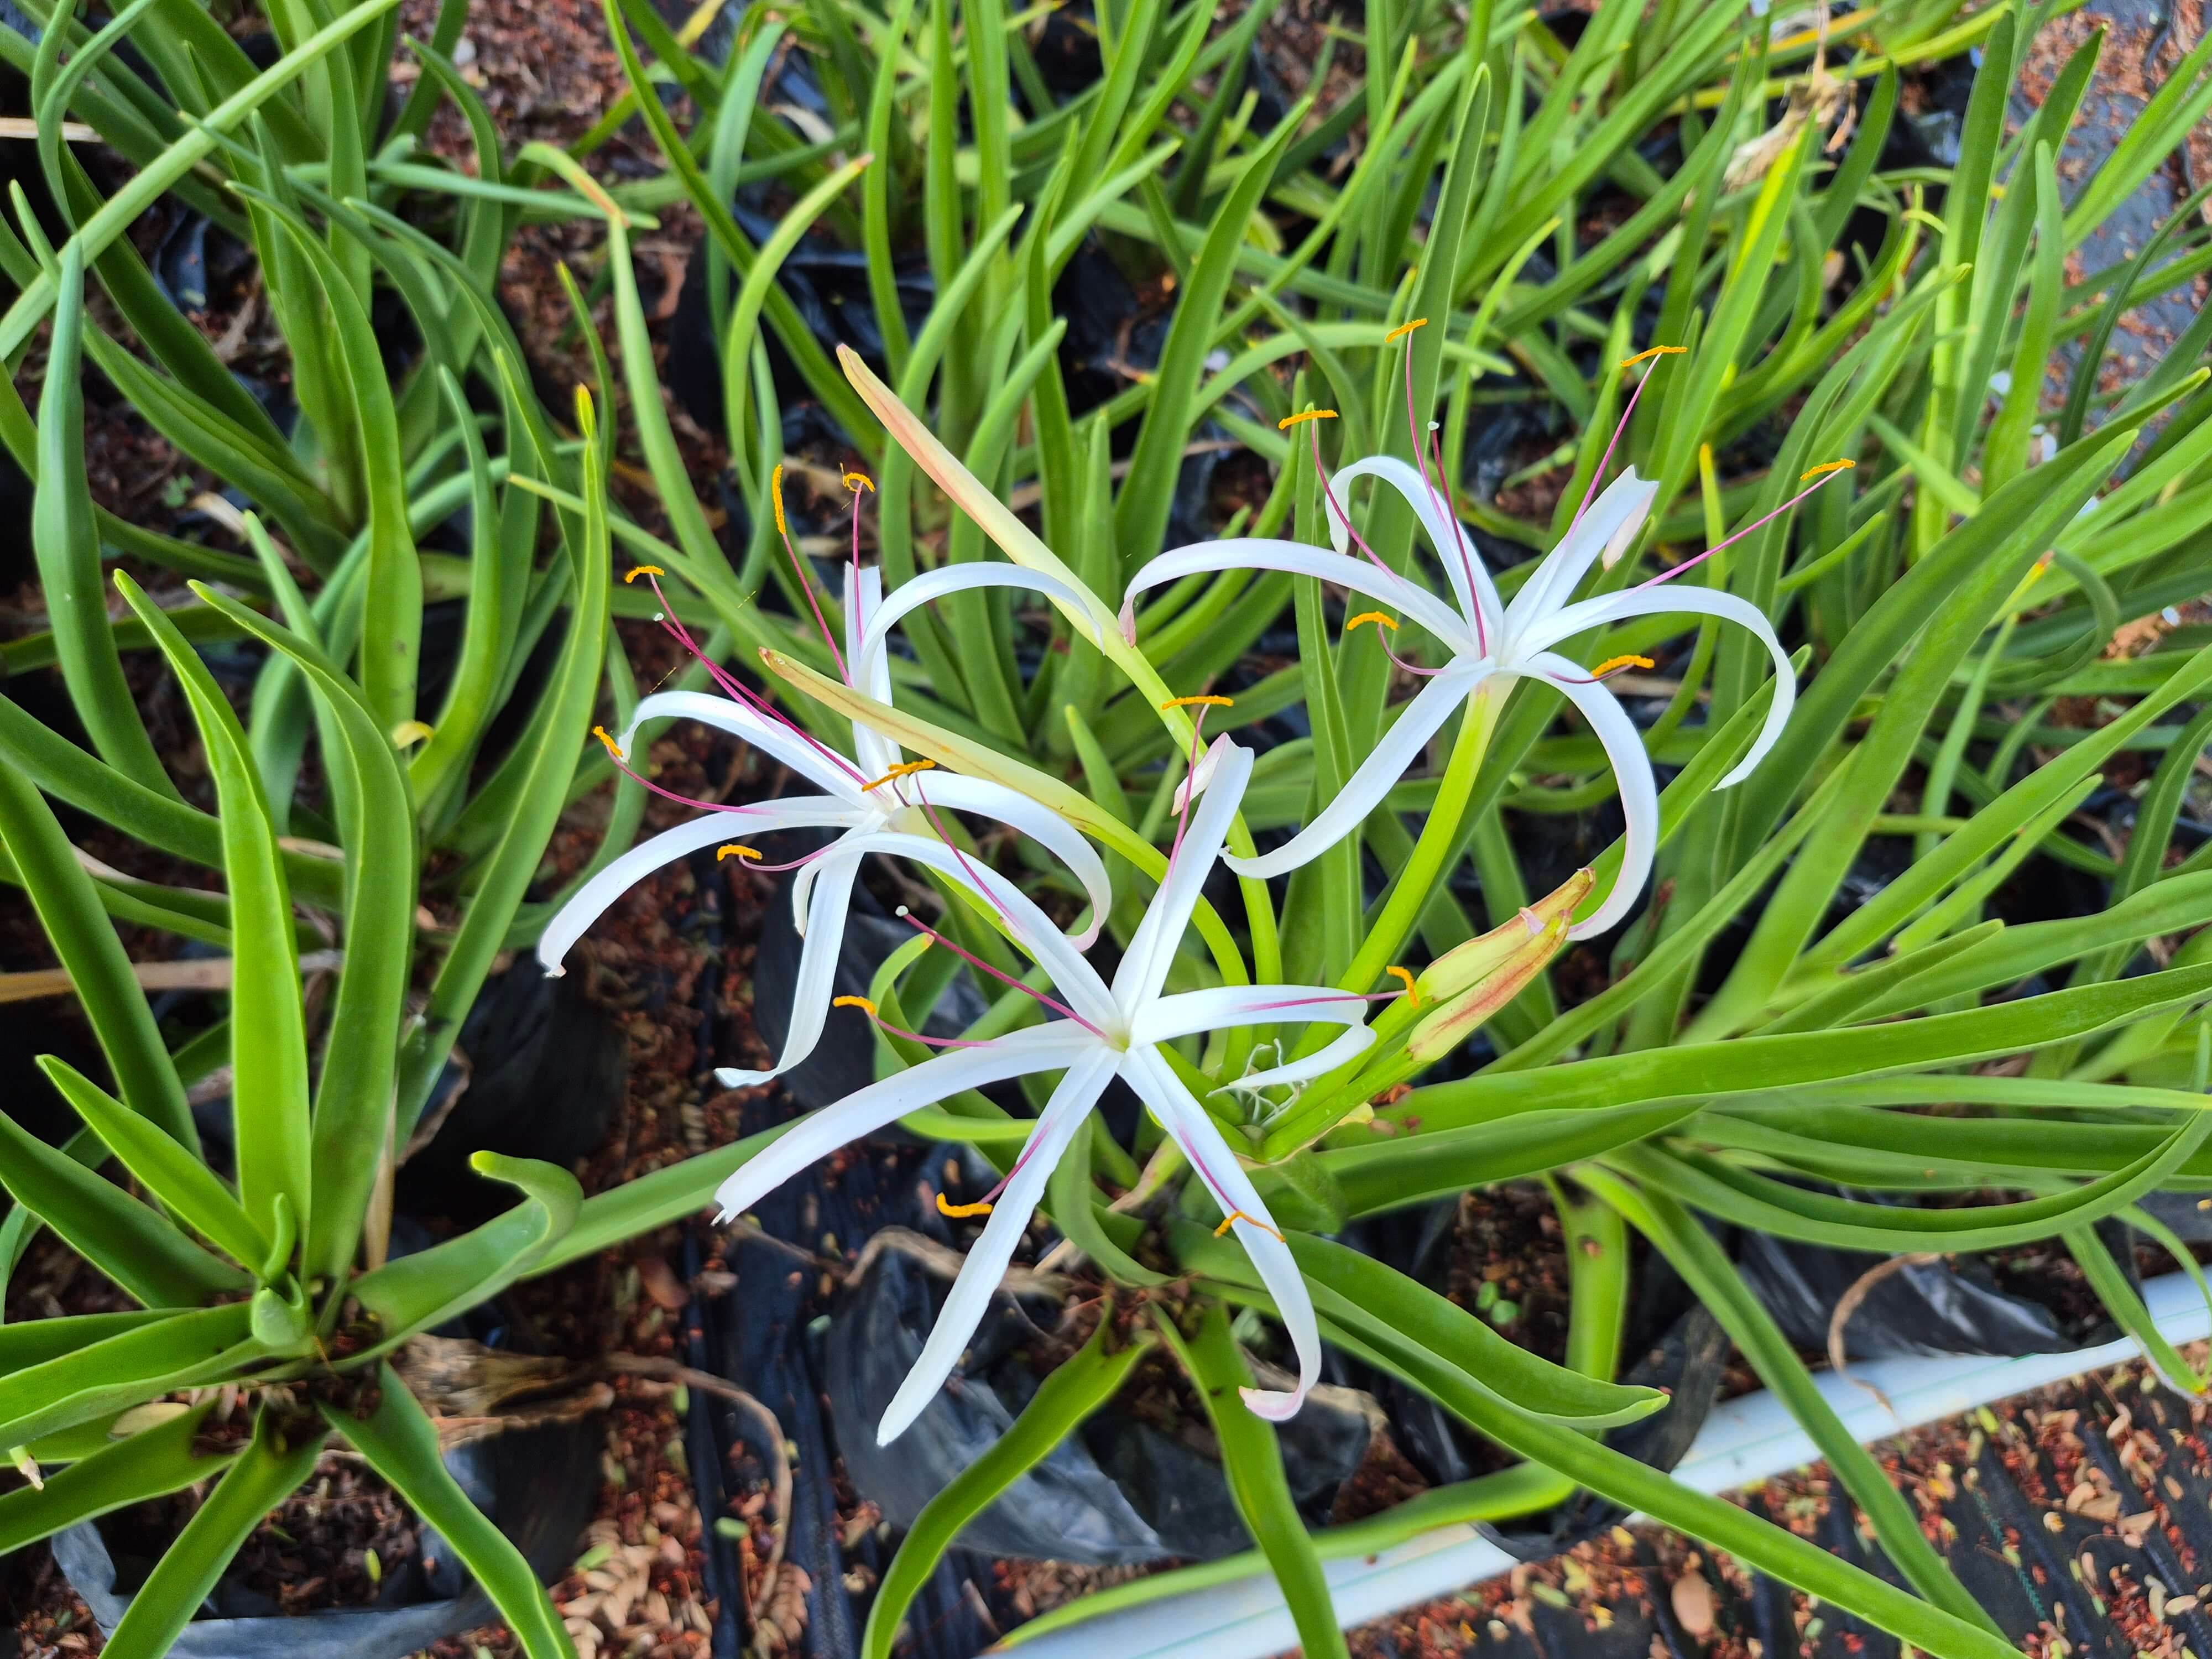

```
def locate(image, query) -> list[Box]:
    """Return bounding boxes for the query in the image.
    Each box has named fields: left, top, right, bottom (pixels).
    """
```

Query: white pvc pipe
left=1010, top=1271, right=2212, bottom=1659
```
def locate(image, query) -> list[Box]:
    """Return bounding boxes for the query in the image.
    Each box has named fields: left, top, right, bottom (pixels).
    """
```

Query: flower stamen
left=1592, top=654, right=1656, bottom=678
left=843, top=470, right=875, bottom=493
left=938, top=1193, right=994, bottom=1219
left=1618, top=345, right=1688, bottom=369
left=717, top=843, right=763, bottom=862
left=1161, top=694, right=1235, bottom=710
left=591, top=725, right=624, bottom=761
left=894, top=906, right=1107, bottom=1037
left=770, top=461, right=851, bottom=684
left=1384, top=317, right=1428, bottom=343
left=1278, top=409, right=1339, bottom=430
left=862, top=758, right=938, bottom=793
left=833, top=995, right=877, bottom=1015
left=1801, top=458, right=1858, bottom=481
left=1213, top=1209, right=1286, bottom=1241
left=1344, top=612, right=1399, bottom=634
left=623, top=565, right=666, bottom=583
left=1386, top=965, right=1421, bottom=1005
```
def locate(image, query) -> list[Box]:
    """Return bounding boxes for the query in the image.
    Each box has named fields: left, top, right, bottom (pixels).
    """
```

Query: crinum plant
left=0, top=396, right=644, bottom=1659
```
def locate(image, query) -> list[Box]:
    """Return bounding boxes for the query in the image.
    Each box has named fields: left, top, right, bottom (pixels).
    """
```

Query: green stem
left=1338, top=679, right=1501, bottom=994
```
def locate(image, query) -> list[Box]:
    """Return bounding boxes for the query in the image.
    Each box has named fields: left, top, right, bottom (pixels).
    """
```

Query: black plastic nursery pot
left=52, top=1421, right=598, bottom=1658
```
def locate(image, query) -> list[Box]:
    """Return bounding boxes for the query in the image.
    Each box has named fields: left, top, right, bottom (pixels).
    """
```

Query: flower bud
left=1416, top=868, right=1592, bottom=1005
left=1406, top=873, right=1588, bottom=1063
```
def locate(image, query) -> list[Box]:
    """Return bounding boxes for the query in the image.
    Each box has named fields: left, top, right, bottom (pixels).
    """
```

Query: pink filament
left=894, top=907, right=1106, bottom=1038
left=1633, top=469, right=1851, bottom=592
left=1401, top=340, right=1488, bottom=657
left=639, top=570, right=870, bottom=789
left=775, top=494, right=849, bottom=685
left=1567, top=356, right=1663, bottom=535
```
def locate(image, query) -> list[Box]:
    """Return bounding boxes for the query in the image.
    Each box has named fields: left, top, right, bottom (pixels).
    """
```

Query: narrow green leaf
left=330, top=1367, right=576, bottom=1658
left=116, top=572, right=310, bottom=1247
left=0, top=1107, right=245, bottom=1307
left=99, top=1406, right=326, bottom=1659
left=35, top=1058, right=264, bottom=1270
left=0, top=1303, right=255, bottom=1449
left=1153, top=1304, right=1348, bottom=1659
left=0, top=1402, right=233, bottom=1553
left=863, top=1319, right=1152, bottom=1659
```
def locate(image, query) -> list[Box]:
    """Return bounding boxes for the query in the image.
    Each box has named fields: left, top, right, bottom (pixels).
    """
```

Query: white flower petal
left=1172, top=731, right=1239, bottom=818
left=852, top=830, right=1120, bottom=1032
left=538, top=799, right=863, bottom=974
left=1223, top=665, right=1480, bottom=881
left=711, top=1022, right=1098, bottom=1221
left=1121, top=540, right=1475, bottom=655
left=1123, top=1047, right=1317, bottom=1422
left=1528, top=586, right=1796, bottom=787
left=1528, top=651, right=1662, bottom=940
left=714, top=848, right=862, bottom=1089
left=875, top=1050, right=1120, bottom=1444
left=624, top=688, right=868, bottom=799
left=1113, top=742, right=1256, bottom=1008
left=844, top=566, right=899, bottom=783
left=1329, top=455, right=1503, bottom=645
left=1133, top=985, right=1375, bottom=1091
left=912, top=771, right=1114, bottom=948
left=851, top=564, right=1098, bottom=707
left=1502, top=469, right=1658, bottom=638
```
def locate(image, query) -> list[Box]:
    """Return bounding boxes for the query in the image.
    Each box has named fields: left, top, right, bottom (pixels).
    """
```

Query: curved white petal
left=1123, top=1047, right=1317, bottom=1422
left=1223, top=666, right=1480, bottom=881
left=1527, top=651, right=1662, bottom=941
left=538, top=799, right=865, bottom=974
left=623, top=688, right=868, bottom=800
left=1172, top=732, right=1234, bottom=817
left=1134, top=986, right=1376, bottom=1091
left=910, top=771, right=1113, bottom=948
left=1526, top=586, right=1796, bottom=789
left=876, top=1050, right=1120, bottom=1444
left=850, top=564, right=1098, bottom=706
left=1502, top=470, right=1659, bottom=640
left=844, top=566, right=899, bottom=782
left=1329, top=455, right=1503, bottom=645
left=714, top=848, right=863, bottom=1089
left=1122, top=540, right=1474, bottom=655
left=1113, top=742, right=1255, bottom=1008
left=711, top=1021, right=1099, bottom=1221
left=850, top=830, right=1120, bottom=1033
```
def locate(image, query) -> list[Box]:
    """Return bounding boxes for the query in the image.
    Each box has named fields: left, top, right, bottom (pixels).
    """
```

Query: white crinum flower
left=538, top=565, right=1113, bottom=1089
left=1120, top=381, right=1838, bottom=938
left=713, top=741, right=1376, bottom=1443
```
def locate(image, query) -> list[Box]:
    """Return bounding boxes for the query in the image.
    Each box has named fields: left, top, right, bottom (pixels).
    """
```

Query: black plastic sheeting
left=53, top=1422, right=598, bottom=1659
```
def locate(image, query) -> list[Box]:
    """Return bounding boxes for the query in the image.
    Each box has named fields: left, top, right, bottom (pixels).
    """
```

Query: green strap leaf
left=0, top=1402, right=234, bottom=1554
left=1586, top=1170, right=2002, bottom=1638
left=862, top=1318, right=1152, bottom=1659
left=0, top=745, right=196, bottom=1148
left=1151, top=1303, right=1348, bottom=1659
left=328, top=1366, right=576, bottom=1658
left=98, top=1406, right=327, bottom=1659
left=348, top=1154, right=581, bottom=1355
left=30, top=238, right=170, bottom=792
left=0, top=1303, right=255, bottom=1449
left=34, top=1057, right=265, bottom=1271
left=185, top=577, right=416, bottom=1285
left=0, top=1107, right=245, bottom=1307
left=116, top=572, right=311, bottom=1250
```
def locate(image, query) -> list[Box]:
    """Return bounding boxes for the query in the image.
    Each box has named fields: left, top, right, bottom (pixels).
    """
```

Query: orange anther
left=937, top=1193, right=994, bottom=1219
left=717, top=844, right=763, bottom=862
left=1590, top=654, right=1656, bottom=679
left=1619, top=345, right=1687, bottom=368
left=1386, top=966, right=1421, bottom=1006
left=860, top=758, right=937, bottom=793
left=1384, top=317, right=1429, bottom=343
left=623, top=565, right=666, bottom=583
left=1278, top=409, right=1339, bottom=430
left=1160, top=694, right=1235, bottom=710
left=1345, top=612, right=1400, bottom=634
left=591, top=725, right=624, bottom=761
left=1801, top=459, right=1858, bottom=481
